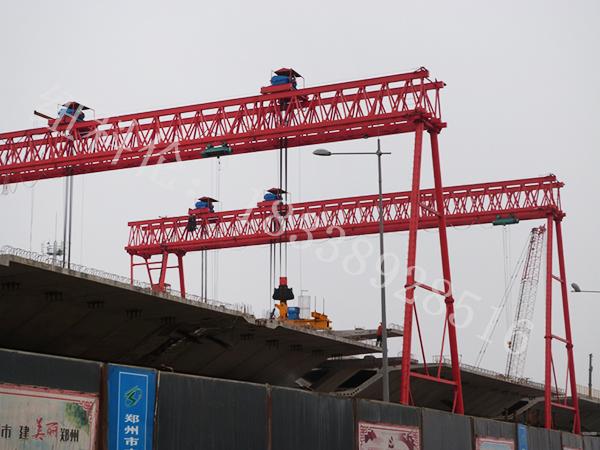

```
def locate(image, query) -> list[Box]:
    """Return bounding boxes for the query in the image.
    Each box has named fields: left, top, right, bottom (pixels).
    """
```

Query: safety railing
left=576, top=384, right=600, bottom=401
left=0, top=246, right=252, bottom=315
left=431, top=356, right=599, bottom=401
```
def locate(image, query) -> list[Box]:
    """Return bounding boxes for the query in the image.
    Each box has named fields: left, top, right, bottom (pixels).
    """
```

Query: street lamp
left=571, top=283, right=600, bottom=293
left=313, top=138, right=392, bottom=402
left=570, top=282, right=597, bottom=397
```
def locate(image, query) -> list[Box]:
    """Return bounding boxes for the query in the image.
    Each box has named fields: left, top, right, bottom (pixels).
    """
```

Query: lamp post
left=589, top=353, right=593, bottom=398
left=313, top=138, right=392, bottom=402
left=571, top=283, right=596, bottom=397
left=571, top=283, right=600, bottom=294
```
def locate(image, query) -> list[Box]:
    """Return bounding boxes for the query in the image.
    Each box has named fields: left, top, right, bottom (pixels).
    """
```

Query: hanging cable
left=204, top=250, right=208, bottom=301
left=67, top=174, right=74, bottom=269
left=213, top=158, right=221, bottom=301
left=275, top=137, right=285, bottom=282
left=200, top=250, right=204, bottom=301
left=61, top=176, right=69, bottom=267
left=269, top=243, right=273, bottom=314
left=502, top=226, right=512, bottom=331
left=268, top=80, right=295, bottom=313
left=29, top=184, right=35, bottom=251
left=79, top=177, right=85, bottom=264
left=284, top=137, right=289, bottom=277
left=298, top=149, right=303, bottom=293
left=1, top=179, right=17, bottom=195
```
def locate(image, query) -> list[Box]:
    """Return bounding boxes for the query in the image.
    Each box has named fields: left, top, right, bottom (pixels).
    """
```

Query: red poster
left=358, top=421, right=420, bottom=450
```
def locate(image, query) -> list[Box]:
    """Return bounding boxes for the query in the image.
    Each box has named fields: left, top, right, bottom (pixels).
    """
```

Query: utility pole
left=313, top=140, right=392, bottom=402
left=590, top=353, right=593, bottom=397
left=375, top=139, right=390, bottom=403
left=61, top=175, right=74, bottom=269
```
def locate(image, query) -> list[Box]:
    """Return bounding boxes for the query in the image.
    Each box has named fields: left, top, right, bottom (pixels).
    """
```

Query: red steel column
left=400, top=121, right=424, bottom=405
left=544, top=216, right=554, bottom=429
left=555, top=219, right=581, bottom=433
left=177, top=253, right=186, bottom=299
left=157, top=252, right=168, bottom=292
left=144, top=258, right=154, bottom=286
left=129, top=254, right=134, bottom=286
left=430, top=130, right=464, bottom=414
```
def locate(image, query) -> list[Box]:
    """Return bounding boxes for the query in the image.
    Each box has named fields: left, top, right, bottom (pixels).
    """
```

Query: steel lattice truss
left=126, top=176, right=563, bottom=257
left=0, top=68, right=443, bottom=184
left=505, top=225, right=546, bottom=379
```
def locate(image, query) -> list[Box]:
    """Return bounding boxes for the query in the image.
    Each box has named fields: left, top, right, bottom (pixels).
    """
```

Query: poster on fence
left=358, top=421, right=420, bottom=450
left=0, top=383, right=98, bottom=450
left=107, top=365, right=157, bottom=450
left=476, top=436, right=515, bottom=450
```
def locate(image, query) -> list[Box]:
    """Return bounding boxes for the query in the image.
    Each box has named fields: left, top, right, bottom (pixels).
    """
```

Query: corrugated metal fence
left=1, top=348, right=599, bottom=450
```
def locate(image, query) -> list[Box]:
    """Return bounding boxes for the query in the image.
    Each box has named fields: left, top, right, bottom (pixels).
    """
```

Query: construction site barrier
left=584, top=436, right=600, bottom=450
left=0, top=347, right=101, bottom=393
left=563, top=432, right=585, bottom=449
left=422, top=408, right=472, bottom=449
left=1, top=347, right=600, bottom=449
left=473, top=417, right=516, bottom=442
left=155, top=372, right=268, bottom=450
left=271, top=386, right=354, bottom=450
left=356, top=398, right=421, bottom=428
left=527, top=426, right=562, bottom=449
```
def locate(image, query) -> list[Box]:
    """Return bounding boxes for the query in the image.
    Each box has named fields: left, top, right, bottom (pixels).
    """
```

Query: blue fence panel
left=107, top=364, right=157, bottom=450
left=517, top=424, right=528, bottom=450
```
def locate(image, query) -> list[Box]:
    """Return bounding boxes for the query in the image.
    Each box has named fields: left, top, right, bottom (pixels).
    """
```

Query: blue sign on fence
left=517, top=424, right=528, bottom=450
left=108, top=365, right=157, bottom=450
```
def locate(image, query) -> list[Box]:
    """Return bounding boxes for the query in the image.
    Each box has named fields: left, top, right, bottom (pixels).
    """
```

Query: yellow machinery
left=274, top=302, right=331, bottom=330
left=272, top=278, right=331, bottom=330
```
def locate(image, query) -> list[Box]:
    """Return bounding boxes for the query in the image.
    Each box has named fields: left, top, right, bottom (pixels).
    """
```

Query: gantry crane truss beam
left=126, top=175, right=563, bottom=256
left=0, top=69, right=443, bottom=184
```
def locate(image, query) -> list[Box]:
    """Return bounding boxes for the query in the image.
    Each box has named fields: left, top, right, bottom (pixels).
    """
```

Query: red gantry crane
left=0, top=68, right=580, bottom=432
left=0, top=68, right=443, bottom=184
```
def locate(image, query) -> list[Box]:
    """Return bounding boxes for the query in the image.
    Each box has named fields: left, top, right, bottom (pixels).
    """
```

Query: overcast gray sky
left=1, top=0, right=599, bottom=389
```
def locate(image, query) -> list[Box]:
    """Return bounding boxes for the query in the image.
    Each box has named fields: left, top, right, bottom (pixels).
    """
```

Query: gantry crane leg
left=544, top=217, right=580, bottom=432
left=399, top=122, right=464, bottom=413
